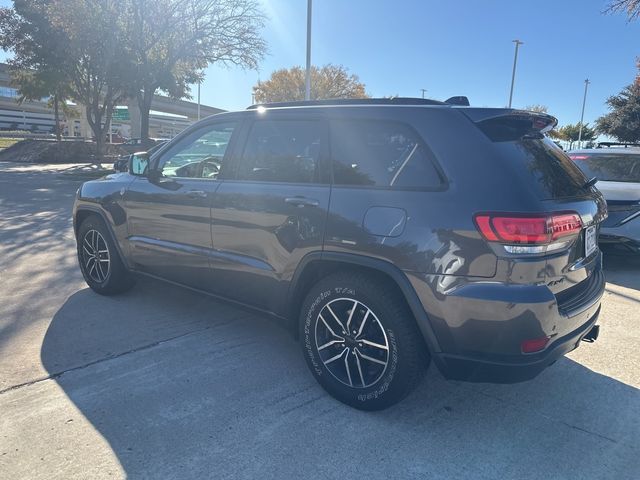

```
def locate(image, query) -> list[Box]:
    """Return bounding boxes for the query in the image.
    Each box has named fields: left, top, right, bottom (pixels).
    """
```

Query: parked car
left=118, top=137, right=167, bottom=155
left=73, top=98, right=606, bottom=410
left=568, top=148, right=640, bottom=254
left=113, top=141, right=166, bottom=173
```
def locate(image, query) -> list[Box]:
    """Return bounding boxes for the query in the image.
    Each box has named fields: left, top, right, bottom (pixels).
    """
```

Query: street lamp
left=305, top=0, right=312, bottom=101
left=508, top=39, right=523, bottom=108
left=420, top=88, right=427, bottom=99
left=578, top=78, right=591, bottom=149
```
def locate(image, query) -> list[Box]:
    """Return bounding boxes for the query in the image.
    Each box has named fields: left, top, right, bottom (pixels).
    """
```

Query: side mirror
left=129, top=152, right=149, bottom=176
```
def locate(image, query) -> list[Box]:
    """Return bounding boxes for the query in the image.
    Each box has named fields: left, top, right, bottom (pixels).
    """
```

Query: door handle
left=285, top=196, right=320, bottom=208
left=186, top=189, right=207, bottom=198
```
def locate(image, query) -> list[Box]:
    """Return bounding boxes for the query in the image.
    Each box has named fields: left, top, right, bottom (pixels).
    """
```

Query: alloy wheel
left=81, top=229, right=110, bottom=283
left=315, top=298, right=389, bottom=388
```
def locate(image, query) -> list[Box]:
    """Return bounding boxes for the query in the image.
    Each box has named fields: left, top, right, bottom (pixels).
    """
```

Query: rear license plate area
left=585, top=225, right=597, bottom=257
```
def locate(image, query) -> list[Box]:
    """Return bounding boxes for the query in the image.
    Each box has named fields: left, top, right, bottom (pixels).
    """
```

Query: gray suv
left=73, top=98, right=607, bottom=410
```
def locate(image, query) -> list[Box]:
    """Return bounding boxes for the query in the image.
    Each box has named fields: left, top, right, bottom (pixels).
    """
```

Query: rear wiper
left=584, top=177, right=598, bottom=188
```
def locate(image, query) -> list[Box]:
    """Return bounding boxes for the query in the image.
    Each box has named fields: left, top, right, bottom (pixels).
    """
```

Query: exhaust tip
left=582, top=325, right=600, bottom=343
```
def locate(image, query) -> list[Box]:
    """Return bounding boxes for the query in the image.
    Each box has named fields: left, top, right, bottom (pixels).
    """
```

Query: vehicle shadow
left=41, top=281, right=640, bottom=479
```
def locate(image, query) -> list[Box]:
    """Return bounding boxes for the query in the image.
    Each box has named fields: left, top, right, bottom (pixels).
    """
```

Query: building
left=0, top=63, right=225, bottom=140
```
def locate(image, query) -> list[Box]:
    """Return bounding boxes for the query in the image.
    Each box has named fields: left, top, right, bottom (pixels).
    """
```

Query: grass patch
left=0, top=138, right=21, bottom=149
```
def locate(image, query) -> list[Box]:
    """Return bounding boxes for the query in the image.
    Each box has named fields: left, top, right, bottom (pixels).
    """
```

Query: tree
left=0, top=1, right=71, bottom=142
left=604, top=0, right=640, bottom=20
left=253, top=64, right=368, bottom=103
left=122, top=0, right=266, bottom=141
left=557, top=122, right=597, bottom=149
left=1, top=0, right=130, bottom=161
left=524, top=104, right=548, bottom=113
left=595, top=81, right=640, bottom=143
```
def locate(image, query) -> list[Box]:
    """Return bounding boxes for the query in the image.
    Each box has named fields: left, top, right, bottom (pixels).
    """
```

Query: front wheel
left=299, top=271, right=429, bottom=410
left=76, top=214, right=135, bottom=295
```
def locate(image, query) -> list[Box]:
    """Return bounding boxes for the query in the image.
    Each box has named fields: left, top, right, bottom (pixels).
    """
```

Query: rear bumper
left=433, top=305, right=600, bottom=383
left=411, top=253, right=605, bottom=384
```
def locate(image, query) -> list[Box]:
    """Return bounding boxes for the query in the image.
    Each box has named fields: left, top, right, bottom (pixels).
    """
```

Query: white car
left=568, top=147, right=640, bottom=254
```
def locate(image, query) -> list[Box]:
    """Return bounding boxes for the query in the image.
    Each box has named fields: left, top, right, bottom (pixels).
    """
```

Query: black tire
left=299, top=271, right=429, bottom=410
left=76, top=214, right=135, bottom=295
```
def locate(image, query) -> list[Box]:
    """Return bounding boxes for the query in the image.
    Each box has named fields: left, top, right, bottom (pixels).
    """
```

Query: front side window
left=330, top=120, right=443, bottom=188
left=159, top=122, right=236, bottom=179
left=236, top=120, right=322, bottom=183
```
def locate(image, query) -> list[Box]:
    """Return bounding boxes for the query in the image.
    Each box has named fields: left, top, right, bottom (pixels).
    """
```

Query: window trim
left=230, top=116, right=331, bottom=185
left=153, top=120, right=240, bottom=181
left=328, top=118, right=449, bottom=192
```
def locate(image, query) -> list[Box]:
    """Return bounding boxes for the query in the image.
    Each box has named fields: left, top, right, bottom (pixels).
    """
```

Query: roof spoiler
left=462, top=109, right=558, bottom=141
left=444, top=96, right=470, bottom=106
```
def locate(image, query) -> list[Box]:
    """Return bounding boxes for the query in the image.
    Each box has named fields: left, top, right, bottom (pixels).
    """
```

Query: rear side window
left=492, top=138, right=589, bottom=199
left=236, top=120, right=322, bottom=183
left=568, top=153, right=640, bottom=183
left=330, top=120, right=443, bottom=188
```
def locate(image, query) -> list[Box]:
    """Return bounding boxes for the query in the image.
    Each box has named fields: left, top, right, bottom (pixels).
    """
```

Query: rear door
left=209, top=111, right=330, bottom=314
left=124, top=120, right=239, bottom=289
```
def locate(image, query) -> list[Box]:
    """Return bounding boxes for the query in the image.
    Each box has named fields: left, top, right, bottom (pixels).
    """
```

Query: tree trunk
left=137, top=87, right=155, bottom=143
left=54, top=94, right=61, bottom=143
left=86, top=105, right=104, bottom=168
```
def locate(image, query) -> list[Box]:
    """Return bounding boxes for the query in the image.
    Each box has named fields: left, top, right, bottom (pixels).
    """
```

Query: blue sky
left=2, top=0, right=639, bottom=127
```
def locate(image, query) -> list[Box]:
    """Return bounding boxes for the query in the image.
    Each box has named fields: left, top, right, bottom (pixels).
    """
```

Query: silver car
left=569, top=147, right=640, bottom=254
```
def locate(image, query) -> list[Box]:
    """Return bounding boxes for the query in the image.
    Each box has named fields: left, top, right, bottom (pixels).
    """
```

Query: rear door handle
left=186, top=189, right=207, bottom=198
left=285, top=196, right=320, bottom=208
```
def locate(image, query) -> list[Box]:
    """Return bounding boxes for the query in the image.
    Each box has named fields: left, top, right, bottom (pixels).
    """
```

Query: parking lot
left=0, top=161, right=638, bottom=479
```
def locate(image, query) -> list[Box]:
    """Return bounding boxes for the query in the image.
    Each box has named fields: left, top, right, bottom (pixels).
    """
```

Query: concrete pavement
left=0, top=162, right=638, bottom=479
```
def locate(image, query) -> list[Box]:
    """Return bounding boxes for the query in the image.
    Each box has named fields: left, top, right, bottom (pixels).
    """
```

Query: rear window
left=492, top=138, right=589, bottom=199
left=568, top=152, right=640, bottom=183
left=330, top=119, right=443, bottom=188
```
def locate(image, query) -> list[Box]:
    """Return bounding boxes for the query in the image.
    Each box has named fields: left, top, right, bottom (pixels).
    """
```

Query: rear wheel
left=77, top=214, right=135, bottom=295
left=299, top=271, right=429, bottom=410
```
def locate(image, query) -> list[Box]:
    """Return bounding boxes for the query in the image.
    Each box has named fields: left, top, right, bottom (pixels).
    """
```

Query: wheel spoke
left=354, top=350, right=366, bottom=387
left=318, top=339, right=344, bottom=351
left=345, top=300, right=358, bottom=331
left=83, top=245, right=92, bottom=257
left=344, top=352, right=353, bottom=387
left=356, top=349, right=387, bottom=366
left=355, top=309, right=371, bottom=339
left=360, top=339, right=389, bottom=351
left=319, top=314, right=343, bottom=340
left=96, top=258, right=105, bottom=280
left=325, top=304, right=346, bottom=334
left=323, top=348, right=347, bottom=366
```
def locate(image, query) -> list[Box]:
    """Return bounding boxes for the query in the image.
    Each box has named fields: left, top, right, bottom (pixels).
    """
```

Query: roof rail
left=246, top=97, right=447, bottom=110
left=596, top=141, right=640, bottom=149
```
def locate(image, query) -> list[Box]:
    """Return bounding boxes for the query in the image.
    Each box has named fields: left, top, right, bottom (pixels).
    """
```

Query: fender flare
left=74, top=205, right=129, bottom=268
left=287, top=251, right=442, bottom=353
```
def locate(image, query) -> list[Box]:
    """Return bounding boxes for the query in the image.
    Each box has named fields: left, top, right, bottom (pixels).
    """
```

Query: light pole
left=508, top=39, right=523, bottom=108
left=420, top=88, right=427, bottom=99
left=305, top=0, right=312, bottom=101
left=577, top=78, right=591, bottom=149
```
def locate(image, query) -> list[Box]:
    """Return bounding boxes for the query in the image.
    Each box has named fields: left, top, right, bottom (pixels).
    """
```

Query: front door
left=210, top=113, right=331, bottom=314
left=124, top=120, right=239, bottom=288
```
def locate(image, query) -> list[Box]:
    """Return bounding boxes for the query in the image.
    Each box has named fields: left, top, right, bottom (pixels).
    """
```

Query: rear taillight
left=568, top=154, right=589, bottom=161
left=474, top=212, right=582, bottom=252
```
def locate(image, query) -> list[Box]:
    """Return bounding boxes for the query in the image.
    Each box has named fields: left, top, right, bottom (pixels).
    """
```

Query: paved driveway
left=1, top=162, right=638, bottom=479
